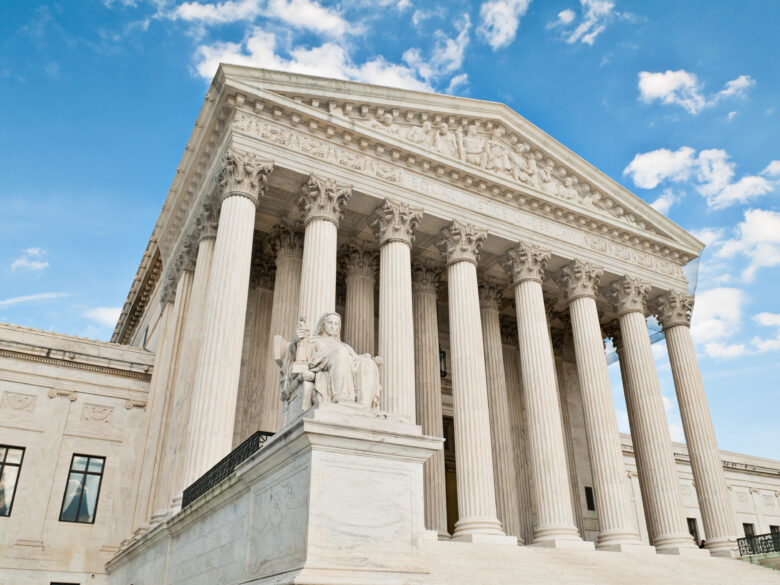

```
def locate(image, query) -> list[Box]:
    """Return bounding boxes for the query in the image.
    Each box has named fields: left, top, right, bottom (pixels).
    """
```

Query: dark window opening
left=687, top=517, right=700, bottom=544
left=770, top=525, right=780, bottom=534
left=743, top=522, right=756, bottom=537
left=59, top=454, right=105, bottom=524
left=0, top=444, right=25, bottom=516
left=584, top=486, right=596, bottom=512
left=439, top=348, right=447, bottom=378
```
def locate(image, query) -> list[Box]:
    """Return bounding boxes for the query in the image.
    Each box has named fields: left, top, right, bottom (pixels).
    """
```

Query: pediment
left=217, top=65, right=704, bottom=259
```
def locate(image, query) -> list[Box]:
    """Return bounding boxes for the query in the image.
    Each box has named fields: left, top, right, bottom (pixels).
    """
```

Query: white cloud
left=649, top=189, right=678, bottom=215
left=404, top=14, right=471, bottom=83
left=754, top=312, right=780, bottom=327
left=690, top=287, right=744, bottom=347
left=477, top=0, right=531, bottom=50
left=703, top=342, right=747, bottom=358
left=637, top=70, right=755, bottom=114
left=556, top=9, right=576, bottom=25
left=174, top=0, right=351, bottom=37
left=0, top=292, right=69, bottom=307
left=717, top=209, right=780, bottom=282
left=83, top=307, right=122, bottom=327
left=446, top=73, right=469, bottom=94
left=689, top=227, right=724, bottom=247
left=762, top=160, right=780, bottom=177
left=11, top=248, right=49, bottom=272
left=727, top=110, right=738, bottom=121
left=622, top=147, right=696, bottom=189
left=194, top=29, right=432, bottom=91
left=623, top=147, right=777, bottom=209
left=563, top=0, right=615, bottom=46
left=752, top=313, right=780, bottom=352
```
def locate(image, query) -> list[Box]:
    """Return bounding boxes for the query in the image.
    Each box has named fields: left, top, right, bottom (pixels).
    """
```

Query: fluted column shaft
left=480, top=285, right=523, bottom=541
left=657, top=292, right=737, bottom=556
left=374, top=200, right=421, bottom=422
left=559, top=261, right=643, bottom=549
left=261, top=224, right=303, bottom=433
left=183, top=153, right=270, bottom=487
left=412, top=265, right=448, bottom=537
left=151, top=268, right=194, bottom=516
left=342, top=243, right=376, bottom=355
left=299, top=219, right=337, bottom=324
left=297, top=175, right=351, bottom=328
left=165, top=236, right=215, bottom=505
left=502, top=244, right=581, bottom=544
left=437, top=221, right=505, bottom=539
left=501, top=337, right=534, bottom=544
left=611, top=278, right=694, bottom=553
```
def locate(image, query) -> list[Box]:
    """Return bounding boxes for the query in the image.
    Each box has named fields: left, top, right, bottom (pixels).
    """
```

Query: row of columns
left=137, top=149, right=737, bottom=558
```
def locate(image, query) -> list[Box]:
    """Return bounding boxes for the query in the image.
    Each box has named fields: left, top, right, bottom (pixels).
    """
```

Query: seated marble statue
left=279, top=312, right=382, bottom=411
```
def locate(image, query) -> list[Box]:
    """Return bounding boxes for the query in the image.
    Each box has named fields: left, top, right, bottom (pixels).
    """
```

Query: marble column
left=609, top=276, right=698, bottom=554
left=233, top=250, right=275, bottom=445
left=259, top=222, right=304, bottom=433
left=500, top=318, right=535, bottom=546
left=558, top=260, right=645, bottom=551
left=373, top=200, right=422, bottom=422
left=182, top=151, right=272, bottom=488
left=437, top=221, right=511, bottom=543
left=340, top=241, right=377, bottom=355
left=479, top=280, right=523, bottom=541
left=150, top=254, right=196, bottom=519
left=130, top=270, right=181, bottom=532
left=412, top=262, right=448, bottom=538
left=297, top=175, right=351, bottom=328
left=501, top=242, right=585, bottom=547
left=655, top=291, right=738, bottom=556
left=164, top=210, right=217, bottom=509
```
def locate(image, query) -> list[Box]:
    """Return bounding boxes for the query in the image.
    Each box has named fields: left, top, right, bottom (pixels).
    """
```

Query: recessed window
left=743, top=522, right=755, bottom=537
left=687, top=517, right=700, bottom=544
left=59, top=454, right=105, bottom=524
left=770, top=525, right=780, bottom=534
left=584, top=486, right=596, bottom=512
left=0, top=445, right=25, bottom=516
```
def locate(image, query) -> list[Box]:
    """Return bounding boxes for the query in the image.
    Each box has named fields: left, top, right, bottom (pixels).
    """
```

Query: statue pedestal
left=107, top=403, right=442, bottom=585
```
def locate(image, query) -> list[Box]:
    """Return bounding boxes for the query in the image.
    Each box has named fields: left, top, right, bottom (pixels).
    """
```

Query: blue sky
left=1, top=0, right=778, bottom=459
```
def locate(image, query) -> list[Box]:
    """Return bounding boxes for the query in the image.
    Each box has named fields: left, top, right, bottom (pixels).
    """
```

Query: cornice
left=111, top=240, right=162, bottom=345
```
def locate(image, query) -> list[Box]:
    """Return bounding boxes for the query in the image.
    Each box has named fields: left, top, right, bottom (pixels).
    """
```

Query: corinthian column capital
left=654, top=290, right=694, bottom=329
left=557, top=259, right=603, bottom=302
left=478, top=279, right=504, bottom=312
left=269, top=221, right=304, bottom=260
left=411, top=262, right=442, bottom=294
left=296, top=174, right=352, bottom=226
left=339, top=240, right=378, bottom=279
left=436, top=220, right=487, bottom=266
left=218, top=150, right=273, bottom=206
left=371, top=199, right=423, bottom=247
left=500, top=242, right=550, bottom=285
left=608, top=275, right=651, bottom=316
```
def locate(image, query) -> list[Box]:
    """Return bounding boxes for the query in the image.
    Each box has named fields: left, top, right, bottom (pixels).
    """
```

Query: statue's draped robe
left=308, top=335, right=379, bottom=406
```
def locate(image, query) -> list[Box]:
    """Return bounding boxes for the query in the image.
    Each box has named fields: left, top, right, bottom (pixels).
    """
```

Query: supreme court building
left=1, top=67, right=780, bottom=585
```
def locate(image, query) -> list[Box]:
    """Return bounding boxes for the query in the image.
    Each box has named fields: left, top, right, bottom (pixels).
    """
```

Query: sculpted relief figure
left=369, top=113, right=401, bottom=137
left=484, top=128, right=512, bottom=176
left=277, top=312, right=382, bottom=418
left=461, top=124, right=486, bottom=167
left=406, top=120, right=434, bottom=148
left=433, top=122, right=460, bottom=158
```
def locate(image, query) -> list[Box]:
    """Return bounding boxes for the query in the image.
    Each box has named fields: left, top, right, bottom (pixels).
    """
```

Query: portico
left=126, top=66, right=739, bottom=559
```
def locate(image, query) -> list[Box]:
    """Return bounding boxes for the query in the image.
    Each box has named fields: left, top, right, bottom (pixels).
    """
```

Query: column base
left=597, top=542, right=656, bottom=554
left=438, top=530, right=452, bottom=541
left=596, top=530, right=650, bottom=552
left=652, top=534, right=706, bottom=556
left=532, top=538, right=595, bottom=550
left=453, top=517, right=509, bottom=542
left=704, top=537, right=739, bottom=557
left=453, top=533, right=519, bottom=546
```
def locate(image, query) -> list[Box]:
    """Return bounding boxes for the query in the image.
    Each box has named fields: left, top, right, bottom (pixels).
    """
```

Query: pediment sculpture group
left=363, top=113, right=586, bottom=205
left=275, top=312, right=383, bottom=414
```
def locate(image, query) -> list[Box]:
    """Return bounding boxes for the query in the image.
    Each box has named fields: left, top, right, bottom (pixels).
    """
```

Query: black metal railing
left=181, top=430, right=274, bottom=509
left=737, top=532, right=780, bottom=556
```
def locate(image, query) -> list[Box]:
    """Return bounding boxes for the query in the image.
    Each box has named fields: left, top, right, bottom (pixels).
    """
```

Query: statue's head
left=314, top=312, right=342, bottom=339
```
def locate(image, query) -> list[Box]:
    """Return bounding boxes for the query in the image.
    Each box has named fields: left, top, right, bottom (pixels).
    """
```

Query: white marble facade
left=2, top=68, right=780, bottom=584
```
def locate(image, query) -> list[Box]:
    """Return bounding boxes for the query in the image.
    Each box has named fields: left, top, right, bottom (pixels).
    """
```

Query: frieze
left=232, top=112, right=685, bottom=282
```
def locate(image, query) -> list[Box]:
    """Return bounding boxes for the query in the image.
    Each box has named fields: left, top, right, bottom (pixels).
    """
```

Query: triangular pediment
left=216, top=65, right=704, bottom=258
